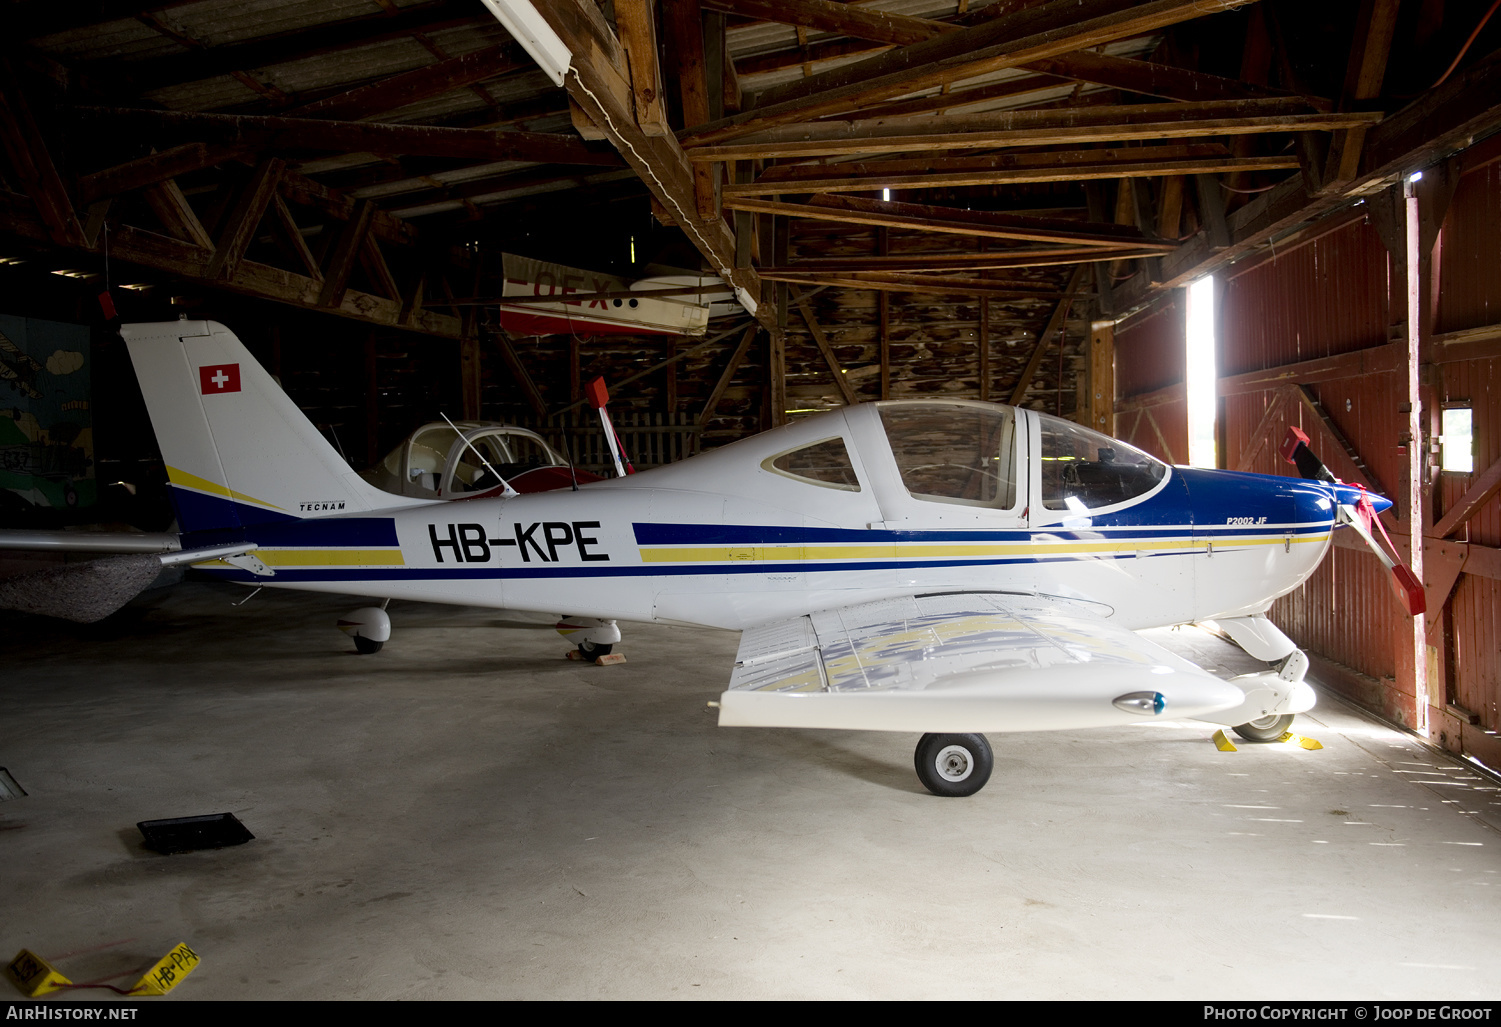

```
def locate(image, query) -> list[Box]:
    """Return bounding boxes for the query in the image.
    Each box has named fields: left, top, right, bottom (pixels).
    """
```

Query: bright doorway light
left=1186, top=275, right=1218, bottom=468
left=882, top=188, right=891, bottom=202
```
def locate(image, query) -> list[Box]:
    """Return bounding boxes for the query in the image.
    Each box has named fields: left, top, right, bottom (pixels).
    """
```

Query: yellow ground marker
left=130, top=943, right=200, bottom=995
left=6, top=950, right=71, bottom=997
left=1280, top=732, right=1323, bottom=750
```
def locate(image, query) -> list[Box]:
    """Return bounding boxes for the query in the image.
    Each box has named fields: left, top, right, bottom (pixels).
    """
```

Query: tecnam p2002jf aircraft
left=106, top=320, right=1416, bottom=797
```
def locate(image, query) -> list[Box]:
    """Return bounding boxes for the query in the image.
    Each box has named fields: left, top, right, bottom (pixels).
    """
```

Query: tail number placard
left=429, top=521, right=609, bottom=564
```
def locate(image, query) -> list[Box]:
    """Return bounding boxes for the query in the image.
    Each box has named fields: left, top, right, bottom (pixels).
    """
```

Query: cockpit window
left=879, top=403, right=1018, bottom=509
left=763, top=437, right=861, bottom=491
left=1038, top=414, right=1166, bottom=511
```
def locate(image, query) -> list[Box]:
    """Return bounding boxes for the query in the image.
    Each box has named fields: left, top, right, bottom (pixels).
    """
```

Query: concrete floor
left=3, top=581, right=1501, bottom=1001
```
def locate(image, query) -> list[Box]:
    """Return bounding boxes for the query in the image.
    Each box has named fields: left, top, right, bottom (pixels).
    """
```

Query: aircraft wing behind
left=719, top=593, right=1244, bottom=733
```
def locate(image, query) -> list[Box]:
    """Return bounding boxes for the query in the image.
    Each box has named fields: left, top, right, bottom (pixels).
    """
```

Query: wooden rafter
left=318, top=199, right=377, bottom=309
left=71, top=108, right=623, bottom=167
left=206, top=158, right=286, bottom=281
left=288, top=44, right=524, bottom=121
left=141, top=180, right=213, bottom=250
left=615, top=0, right=670, bottom=137
left=681, top=0, right=1261, bottom=147
left=685, top=100, right=1372, bottom=162
left=702, top=0, right=952, bottom=47
left=74, top=0, right=480, bottom=94
left=78, top=143, right=241, bottom=205
left=729, top=147, right=1300, bottom=195
left=1008, top=265, right=1086, bottom=405
left=761, top=270, right=1067, bottom=300
left=0, top=200, right=461, bottom=337
left=528, top=0, right=772, bottom=330
left=1323, top=0, right=1401, bottom=190
left=790, top=286, right=859, bottom=406
left=771, top=246, right=1161, bottom=272
left=1431, top=457, right=1501, bottom=539
left=1149, top=47, right=1501, bottom=293
left=0, top=60, right=84, bottom=248
left=722, top=194, right=1165, bottom=247
left=1019, top=51, right=1330, bottom=109
left=700, top=323, right=760, bottom=426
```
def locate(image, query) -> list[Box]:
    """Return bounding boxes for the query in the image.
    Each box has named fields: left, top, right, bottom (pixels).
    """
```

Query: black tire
left=1232, top=713, right=1294, bottom=743
left=354, top=635, right=384, bottom=655
left=577, top=639, right=613, bottom=659
left=913, top=733, right=993, bottom=797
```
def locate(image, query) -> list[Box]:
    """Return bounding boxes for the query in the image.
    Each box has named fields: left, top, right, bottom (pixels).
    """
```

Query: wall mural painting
left=0, top=315, right=93, bottom=513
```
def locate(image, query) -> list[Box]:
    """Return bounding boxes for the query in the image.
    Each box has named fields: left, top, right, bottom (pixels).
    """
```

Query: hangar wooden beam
left=686, top=103, right=1376, bottom=161
left=721, top=194, right=1163, bottom=248
left=700, top=0, right=953, bottom=48
left=790, top=286, right=860, bottom=407
left=0, top=198, right=462, bottom=338
left=78, top=143, right=244, bottom=206
left=1018, top=51, right=1329, bottom=109
left=771, top=246, right=1158, bottom=272
left=760, top=270, right=1066, bottom=300
left=681, top=0, right=1261, bottom=147
left=729, top=148, right=1300, bottom=195
left=288, top=44, right=525, bottom=121
left=518, top=0, right=773, bottom=331
left=72, top=0, right=481, bottom=93
left=1146, top=46, right=1501, bottom=293
left=1008, top=265, right=1087, bottom=405
left=614, top=0, right=671, bottom=137
left=848, top=73, right=1065, bottom=121
left=71, top=108, right=623, bottom=167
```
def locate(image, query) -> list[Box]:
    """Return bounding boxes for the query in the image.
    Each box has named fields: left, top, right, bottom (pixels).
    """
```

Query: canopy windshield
left=1036, top=413, right=1166, bottom=511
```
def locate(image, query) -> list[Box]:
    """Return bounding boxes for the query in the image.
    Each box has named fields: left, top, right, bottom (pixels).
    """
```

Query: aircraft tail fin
left=121, top=320, right=397, bottom=535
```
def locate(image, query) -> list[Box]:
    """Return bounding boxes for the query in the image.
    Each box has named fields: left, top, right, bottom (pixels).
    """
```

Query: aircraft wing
left=718, top=593, right=1244, bottom=733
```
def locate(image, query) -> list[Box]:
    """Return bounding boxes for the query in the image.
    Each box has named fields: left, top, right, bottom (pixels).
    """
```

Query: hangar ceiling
left=2, top=0, right=1501, bottom=428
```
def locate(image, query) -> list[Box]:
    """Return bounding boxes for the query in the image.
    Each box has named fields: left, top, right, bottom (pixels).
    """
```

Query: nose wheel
left=914, top=733, right=993, bottom=797
left=1232, top=713, right=1295, bottom=742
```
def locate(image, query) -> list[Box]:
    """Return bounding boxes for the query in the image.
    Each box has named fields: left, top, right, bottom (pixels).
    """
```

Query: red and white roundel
left=199, top=363, right=241, bottom=395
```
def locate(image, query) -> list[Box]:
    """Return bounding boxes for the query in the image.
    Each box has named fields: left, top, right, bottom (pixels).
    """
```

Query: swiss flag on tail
left=199, top=363, right=241, bottom=395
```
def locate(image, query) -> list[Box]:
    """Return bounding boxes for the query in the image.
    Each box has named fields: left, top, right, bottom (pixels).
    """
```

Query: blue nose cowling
left=1331, top=481, right=1393, bottom=515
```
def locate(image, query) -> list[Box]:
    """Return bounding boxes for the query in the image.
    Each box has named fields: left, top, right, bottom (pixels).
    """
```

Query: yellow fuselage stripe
left=637, top=534, right=1329, bottom=564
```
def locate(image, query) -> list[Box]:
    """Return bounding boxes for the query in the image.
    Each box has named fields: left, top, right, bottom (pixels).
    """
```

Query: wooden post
left=878, top=225, right=891, bottom=399
left=364, top=331, right=380, bottom=468
left=1089, top=317, right=1115, bottom=438
left=460, top=331, right=482, bottom=420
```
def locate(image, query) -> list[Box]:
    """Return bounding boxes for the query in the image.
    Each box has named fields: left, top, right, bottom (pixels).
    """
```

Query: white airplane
left=7, top=320, right=1422, bottom=797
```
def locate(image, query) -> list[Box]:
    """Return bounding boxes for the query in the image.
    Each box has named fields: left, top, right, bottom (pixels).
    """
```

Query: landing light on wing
left=1112, top=691, right=1167, bottom=716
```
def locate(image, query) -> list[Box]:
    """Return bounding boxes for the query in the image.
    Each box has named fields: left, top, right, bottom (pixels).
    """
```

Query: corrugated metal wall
left=1114, top=295, right=1187, bottom=464
left=1219, top=216, right=1412, bottom=699
left=1189, top=163, right=1501, bottom=766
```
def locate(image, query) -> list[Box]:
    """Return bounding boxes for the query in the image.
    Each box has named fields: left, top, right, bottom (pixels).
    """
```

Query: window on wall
left=1441, top=404, right=1474, bottom=474
left=1185, top=275, right=1218, bottom=468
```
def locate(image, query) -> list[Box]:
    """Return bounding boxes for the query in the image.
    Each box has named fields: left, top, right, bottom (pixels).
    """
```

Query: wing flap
left=720, top=594, right=1243, bottom=732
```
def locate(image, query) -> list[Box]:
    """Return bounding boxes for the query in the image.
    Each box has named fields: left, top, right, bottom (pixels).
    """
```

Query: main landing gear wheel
left=354, top=636, right=384, bottom=655
left=577, top=639, right=613, bottom=659
left=1232, top=713, right=1295, bottom=743
left=914, top=733, right=993, bottom=797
